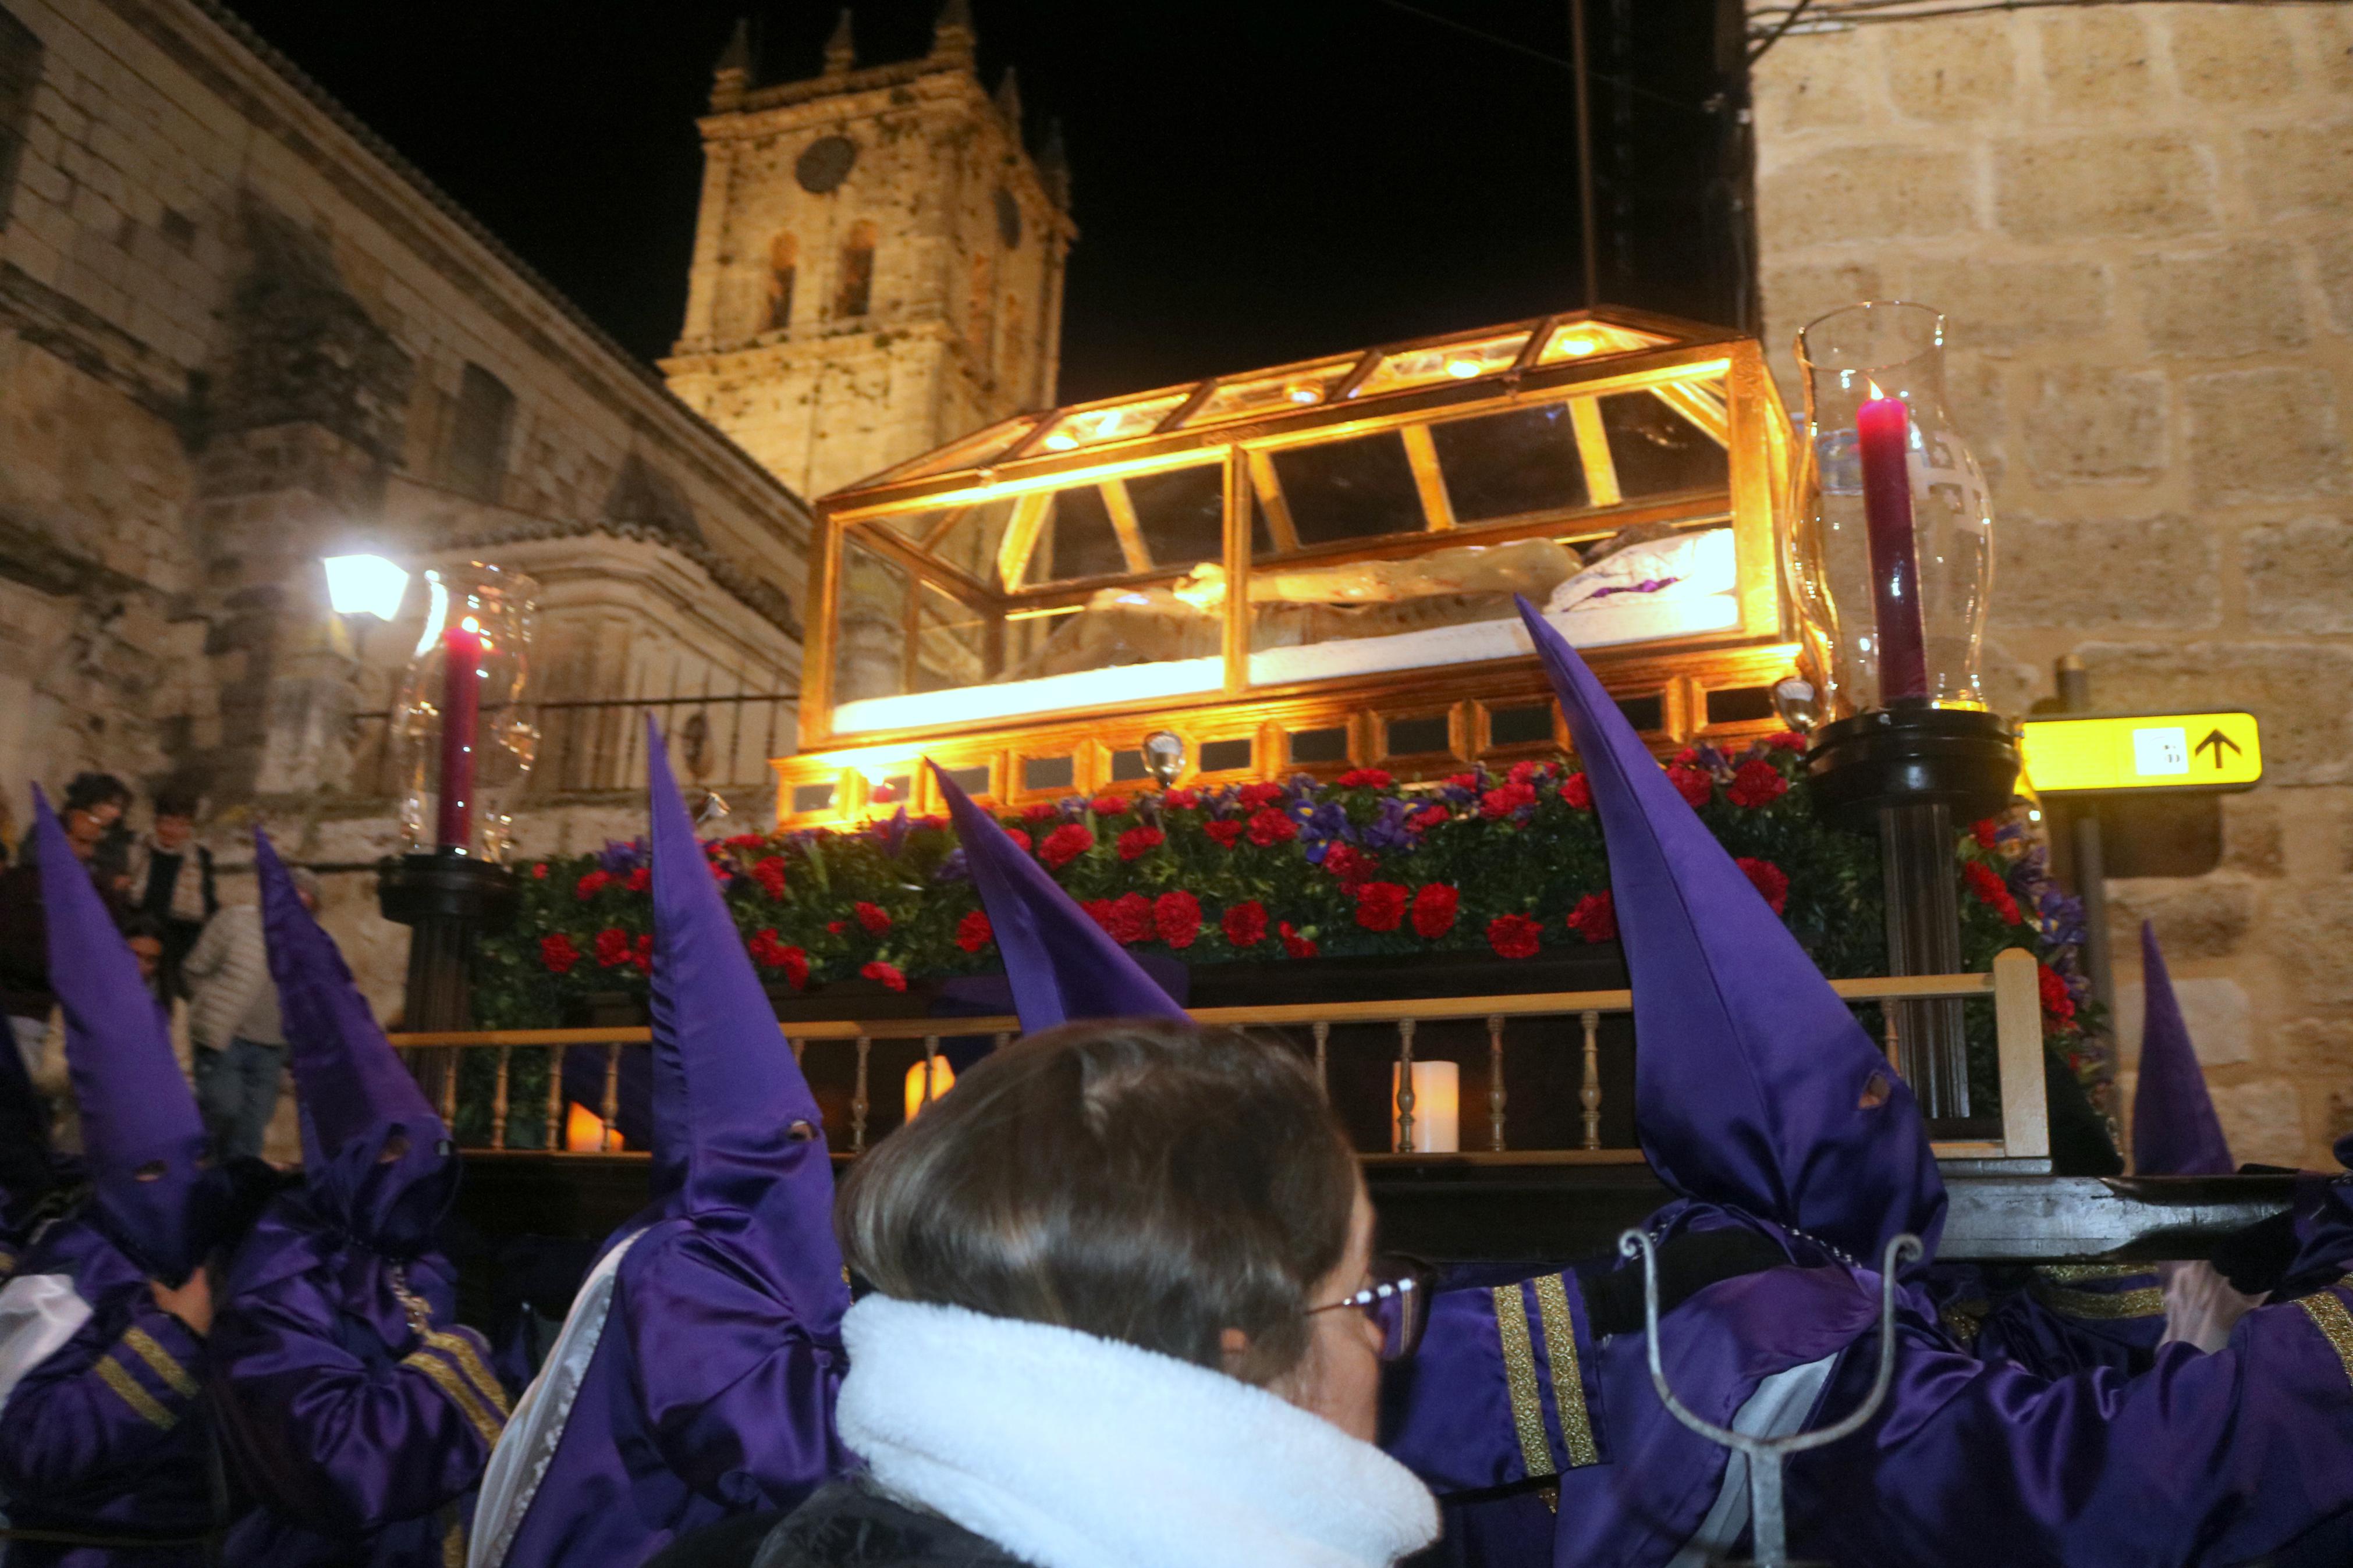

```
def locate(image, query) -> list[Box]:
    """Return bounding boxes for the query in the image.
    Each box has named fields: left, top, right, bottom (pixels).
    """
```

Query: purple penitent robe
left=473, top=723, right=849, bottom=1568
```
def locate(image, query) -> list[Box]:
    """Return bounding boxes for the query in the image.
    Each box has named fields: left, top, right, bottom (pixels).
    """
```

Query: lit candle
left=904, top=1055, right=956, bottom=1122
left=436, top=620, right=485, bottom=850
left=1856, top=388, right=1929, bottom=703
left=565, top=1101, right=624, bottom=1152
left=1391, top=1061, right=1460, bottom=1153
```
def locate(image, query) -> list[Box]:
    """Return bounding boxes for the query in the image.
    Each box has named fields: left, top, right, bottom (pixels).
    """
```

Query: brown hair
left=837, top=1021, right=1358, bottom=1385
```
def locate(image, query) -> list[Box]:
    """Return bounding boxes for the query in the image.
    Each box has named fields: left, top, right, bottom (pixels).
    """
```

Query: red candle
left=436, top=622, right=484, bottom=850
left=1856, top=392, right=1928, bottom=702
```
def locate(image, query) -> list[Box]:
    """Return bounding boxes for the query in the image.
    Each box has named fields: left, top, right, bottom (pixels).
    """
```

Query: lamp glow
left=1042, top=431, right=1078, bottom=451
left=1444, top=358, right=1481, bottom=379
left=322, top=554, right=411, bottom=620
left=565, top=1101, right=624, bottom=1151
left=1391, top=1061, right=1460, bottom=1153
left=904, top=1056, right=956, bottom=1122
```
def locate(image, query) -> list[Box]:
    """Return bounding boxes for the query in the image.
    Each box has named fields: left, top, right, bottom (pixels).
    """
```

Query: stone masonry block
left=2245, top=122, right=2353, bottom=221
left=2312, top=9, right=2353, bottom=95
left=1759, top=146, right=1976, bottom=248
left=2135, top=243, right=2307, bottom=357
left=2271, top=879, right=2353, bottom=1006
left=2315, top=233, right=2353, bottom=336
left=2039, top=10, right=2157, bottom=115
left=2276, top=1017, right=2353, bottom=1078
left=1752, top=27, right=1875, bottom=136
left=1761, top=261, right=1881, bottom=351
left=2019, top=365, right=2167, bottom=485
left=1883, top=13, right=2017, bottom=123
left=1996, top=133, right=2215, bottom=241
left=2242, top=515, right=2353, bottom=633
left=2114, top=974, right=2252, bottom=1066
left=2210, top=1080, right=2307, bottom=1170
left=1882, top=259, right=2110, bottom=353
left=2220, top=794, right=2284, bottom=879
left=2169, top=9, right=2295, bottom=104
left=2109, top=878, right=2258, bottom=960
left=2077, top=641, right=2353, bottom=785
left=1993, top=514, right=2217, bottom=628
left=2186, top=367, right=2349, bottom=506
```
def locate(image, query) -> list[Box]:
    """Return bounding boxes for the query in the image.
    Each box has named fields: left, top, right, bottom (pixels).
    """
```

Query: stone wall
left=0, top=0, right=814, bottom=1012
left=1752, top=1, right=2353, bottom=1166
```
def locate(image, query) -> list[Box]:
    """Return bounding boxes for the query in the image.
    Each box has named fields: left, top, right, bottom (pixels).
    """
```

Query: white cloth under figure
left=1548, top=526, right=1737, bottom=616
left=836, top=1295, right=1439, bottom=1568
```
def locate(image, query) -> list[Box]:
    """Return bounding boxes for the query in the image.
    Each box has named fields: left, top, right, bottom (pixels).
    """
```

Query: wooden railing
left=389, top=949, right=2050, bottom=1167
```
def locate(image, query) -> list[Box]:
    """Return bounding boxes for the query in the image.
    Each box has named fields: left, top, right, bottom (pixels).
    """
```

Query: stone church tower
left=662, top=3, right=1073, bottom=503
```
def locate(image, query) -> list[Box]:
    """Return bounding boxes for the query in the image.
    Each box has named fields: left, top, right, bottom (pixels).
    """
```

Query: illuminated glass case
left=778, top=308, right=1801, bottom=822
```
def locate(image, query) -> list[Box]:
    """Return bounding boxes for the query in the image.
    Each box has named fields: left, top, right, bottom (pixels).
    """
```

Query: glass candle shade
left=1788, top=302, right=1994, bottom=718
left=904, top=1055, right=956, bottom=1122
left=1391, top=1060, right=1460, bottom=1153
left=392, top=562, right=540, bottom=861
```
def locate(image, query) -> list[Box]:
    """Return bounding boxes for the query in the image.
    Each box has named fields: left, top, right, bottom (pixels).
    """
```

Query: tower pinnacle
left=711, top=18, right=751, bottom=111
left=823, top=9, right=855, bottom=74
left=931, top=0, right=975, bottom=62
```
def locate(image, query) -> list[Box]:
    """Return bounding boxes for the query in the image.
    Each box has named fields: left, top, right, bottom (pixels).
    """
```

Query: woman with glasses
left=737, top=1018, right=1439, bottom=1568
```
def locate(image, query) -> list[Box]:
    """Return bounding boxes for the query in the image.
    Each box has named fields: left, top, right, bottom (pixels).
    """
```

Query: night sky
left=224, top=0, right=1737, bottom=406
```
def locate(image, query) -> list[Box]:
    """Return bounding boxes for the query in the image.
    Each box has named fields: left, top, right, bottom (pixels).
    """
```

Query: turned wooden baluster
left=601, top=1041, right=622, bottom=1153
left=1395, top=1018, right=1418, bottom=1153
left=851, top=1035, right=871, bottom=1153
left=1581, top=1010, right=1603, bottom=1151
left=543, top=1043, right=564, bottom=1152
left=1488, top=1014, right=1507, bottom=1152
left=1312, top=1021, right=1330, bottom=1098
left=489, top=1045, right=512, bottom=1151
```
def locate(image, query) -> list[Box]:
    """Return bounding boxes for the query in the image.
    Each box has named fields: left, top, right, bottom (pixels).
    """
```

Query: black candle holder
left=378, top=851, right=518, bottom=1032
left=1808, top=702, right=2020, bottom=1123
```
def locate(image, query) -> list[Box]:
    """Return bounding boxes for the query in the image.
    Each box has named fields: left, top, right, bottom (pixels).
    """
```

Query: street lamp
left=321, top=553, right=412, bottom=621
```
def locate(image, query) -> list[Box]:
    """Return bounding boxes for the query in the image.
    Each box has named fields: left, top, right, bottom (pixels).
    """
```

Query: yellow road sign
left=2020, top=712, right=2262, bottom=794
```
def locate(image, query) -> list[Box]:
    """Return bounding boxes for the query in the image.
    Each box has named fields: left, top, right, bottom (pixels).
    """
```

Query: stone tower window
left=835, top=221, right=876, bottom=319
left=1003, top=292, right=1025, bottom=391
left=0, top=6, right=42, bottom=228
left=446, top=362, right=517, bottom=502
left=966, top=252, right=994, bottom=361
left=766, top=232, right=797, bottom=332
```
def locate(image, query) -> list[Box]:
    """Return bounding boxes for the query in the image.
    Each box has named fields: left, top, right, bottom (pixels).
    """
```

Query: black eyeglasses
left=1306, top=1255, right=1433, bottom=1363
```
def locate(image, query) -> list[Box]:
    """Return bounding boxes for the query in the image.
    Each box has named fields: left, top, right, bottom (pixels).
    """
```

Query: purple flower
left=876, top=807, right=911, bottom=858
left=933, top=848, right=971, bottom=884
left=597, top=840, right=645, bottom=874
left=1360, top=796, right=1418, bottom=854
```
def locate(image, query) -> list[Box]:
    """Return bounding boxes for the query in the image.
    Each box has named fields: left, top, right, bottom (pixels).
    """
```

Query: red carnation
left=854, top=901, right=893, bottom=934
left=1736, top=856, right=1790, bottom=915
left=1486, top=913, right=1543, bottom=960
left=1480, top=781, right=1538, bottom=819
left=1001, top=827, right=1032, bottom=854
left=632, top=933, right=655, bottom=974
left=1237, top=782, right=1286, bottom=809
left=2039, top=963, right=2076, bottom=1022
left=1279, top=921, right=1319, bottom=959
left=955, top=909, right=993, bottom=953
left=1406, top=803, right=1450, bottom=833
left=1322, top=844, right=1379, bottom=888
left=624, top=866, right=651, bottom=893
left=1972, top=818, right=2000, bottom=849
left=1727, top=759, right=1790, bottom=809
left=1964, top=861, right=2022, bottom=925
left=1117, top=824, right=1166, bottom=861
left=1354, top=881, right=1410, bottom=933
left=593, top=927, right=631, bottom=968
left=1021, top=803, right=1060, bottom=822
left=1337, top=768, right=1393, bottom=790
left=1567, top=891, right=1617, bottom=944
left=751, top=855, right=788, bottom=898
left=1203, top=818, right=1244, bottom=849
left=532, top=862, right=549, bottom=880
left=726, top=832, right=769, bottom=849
left=1446, top=771, right=1481, bottom=791
left=575, top=870, right=611, bottom=900
left=1509, top=759, right=1543, bottom=785
left=1155, top=890, right=1204, bottom=949
left=1560, top=771, right=1593, bottom=810
left=1664, top=765, right=1713, bottom=810
left=1040, top=822, right=1095, bottom=868
left=1411, top=883, right=1460, bottom=940
left=540, top=933, right=580, bottom=973
left=1090, top=795, right=1128, bottom=817
left=748, top=931, right=811, bottom=990
left=1222, top=901, right=1269, bottom=948
left=1162, top=788, right=1201, bottom=810
left=1765, top=731, right=1808, bottom=752
left=861, top=960, right=907, bottom=993
left=1246, top=807, right=1296, bottom=847
left=1098, top=891, right=1154, bottom=945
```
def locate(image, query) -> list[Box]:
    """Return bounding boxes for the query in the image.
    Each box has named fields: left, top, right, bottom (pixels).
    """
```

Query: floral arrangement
left=471, top=734, right=2103, bottom=1090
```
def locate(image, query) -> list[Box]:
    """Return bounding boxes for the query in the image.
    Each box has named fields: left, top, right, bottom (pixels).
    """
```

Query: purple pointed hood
left=2131, top=922, right=2232, bottom=1177
left=1514, top=598, right=1946, bottom=1260
left=645, top=724, right=847, bottom=1313
left=35, top=788, right=220, bottom=1282
left=929, top=762, right=1190, bottom=1033
left=255, top=829, right=457, bottom=1256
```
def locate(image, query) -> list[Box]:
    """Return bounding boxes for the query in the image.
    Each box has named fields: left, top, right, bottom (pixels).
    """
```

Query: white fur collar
left=837, top=1295, right=1438, bottom=1568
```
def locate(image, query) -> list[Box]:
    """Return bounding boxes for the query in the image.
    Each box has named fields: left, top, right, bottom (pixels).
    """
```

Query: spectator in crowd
left=125, top=785, right=217, bottom=997
left=0, top=776, right=123, bottom=1080
left=737, top=1019, right=1439, bottom=1568
left=185, top=868, right=317, bottom=1162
